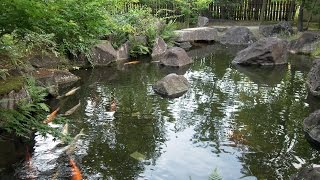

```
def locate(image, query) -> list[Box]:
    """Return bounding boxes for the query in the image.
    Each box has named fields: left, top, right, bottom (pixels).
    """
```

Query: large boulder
left=307, top=59, right=320, bottom=96
left=151, top=37, right=167, bottom=59
left=32, top=69, right=80, bottom=96
left=197, top=16, right=209, bottom=27
left=159, top=47, right=193, bottom=67
left=28, top=53, right=61, bottom=69
left=290, top=167, right=320, bottom=180
left=91, top=41, right=117, bottom=66
left=259, top=21, right=293, bottom=37
left=289, top=32, right=320, bottom=55
left=174, top=27, right=218, bottom=42
left=219, top=26, right=256, bottom=45
left=232, top=37, right=288, bottom=66
left=303, top=109, right=320, bottom=145
left=153, top=73, right=189, bottom=98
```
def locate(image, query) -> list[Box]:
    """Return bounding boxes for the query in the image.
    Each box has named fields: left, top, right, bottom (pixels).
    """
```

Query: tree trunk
left=260, top=0, right=267, bottom=22
left=297, top=0, right=305, bottom=32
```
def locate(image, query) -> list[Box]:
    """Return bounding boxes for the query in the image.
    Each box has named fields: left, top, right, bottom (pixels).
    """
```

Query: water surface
left=14, top=45, right=320, bottom=179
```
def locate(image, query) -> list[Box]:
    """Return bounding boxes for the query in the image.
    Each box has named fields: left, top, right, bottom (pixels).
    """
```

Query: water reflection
left=11, top=46, right=320, bottom=179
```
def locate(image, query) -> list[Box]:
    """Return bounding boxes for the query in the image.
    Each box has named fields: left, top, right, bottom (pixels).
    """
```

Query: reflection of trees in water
left=73, top=64, right=169, bottom=179
left=187, top=54, right=320, bottom=179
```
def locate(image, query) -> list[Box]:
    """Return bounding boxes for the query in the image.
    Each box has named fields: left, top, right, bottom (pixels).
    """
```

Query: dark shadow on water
left=159, top=64, right=191, bottom=75
left=289, top=54, right=315, bottom=72
left=233, top=64, right=288, bottom=86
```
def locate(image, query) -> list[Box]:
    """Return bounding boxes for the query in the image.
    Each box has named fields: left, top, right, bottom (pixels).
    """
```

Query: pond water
left=7, top=44, right=320, bottom=179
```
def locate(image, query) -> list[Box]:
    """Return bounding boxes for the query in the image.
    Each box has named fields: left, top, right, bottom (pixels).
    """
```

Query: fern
left=0, top=77, right=69, bottom=140
left=209, top=168, right=223, bottom=180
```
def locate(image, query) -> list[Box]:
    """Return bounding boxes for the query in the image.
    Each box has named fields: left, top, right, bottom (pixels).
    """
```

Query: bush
left=0, top=0, right=110, bottom=58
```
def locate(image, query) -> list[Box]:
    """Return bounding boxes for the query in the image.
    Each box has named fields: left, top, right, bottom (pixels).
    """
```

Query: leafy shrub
left=0, top=0, right=110, bottom=59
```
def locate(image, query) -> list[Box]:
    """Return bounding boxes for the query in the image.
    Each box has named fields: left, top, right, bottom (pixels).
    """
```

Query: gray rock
left=0, top=87, right=30, bottom=109
left=197, top=16, right=209, bottom=27
left=307, top=59, right=320, bottom=96
left=259, top=21, right=293, bottom=37
left=29, top=53, right=60, bottom=68
left=174, top=27, right=218, bottom=42
left=219, top=26, right=256, bottom=45
left=91, top=41, right=117, bottom=66
left=289, top=32, right=320, bottom=55
left=153, top=73, right=189, bottom=98
left=32, top=69, right=80, bottom=96
left=174, top=42, right=192, bottom=50
left=304, top=108, right=320, bottom=144
left=290, top=167, right=320, bottom=180
left=232, top=37, right=288, bottom=66
left=117, top=41, right=130, bottom=60
left=151, top=37, right=167, bottom=59
left=159, top=47, right=193, bottom=67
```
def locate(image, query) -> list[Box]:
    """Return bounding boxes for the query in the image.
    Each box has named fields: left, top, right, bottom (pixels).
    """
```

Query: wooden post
left=260, top=0, right=267, bottom=22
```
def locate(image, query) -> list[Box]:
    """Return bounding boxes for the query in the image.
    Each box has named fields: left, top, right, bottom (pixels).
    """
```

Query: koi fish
left=56, top=87, right=81, bottom=99
left=124, top=61, right=140, bottom=65
left=110, top=99, right=116, bottom=112
left=43, top=107, right=60, bottom=124
left=64, top=102, right=81, bottom=116
left=69, top=159, right=82, bottom=180
left=62, top=123, right=69, bottom=136
left=65, top=87, right=81, bottom=97
left=66, top=129, right=85, bottom=155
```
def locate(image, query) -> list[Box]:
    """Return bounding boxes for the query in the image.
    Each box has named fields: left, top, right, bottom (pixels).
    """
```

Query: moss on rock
left=0, top=76, right=25, bottom=95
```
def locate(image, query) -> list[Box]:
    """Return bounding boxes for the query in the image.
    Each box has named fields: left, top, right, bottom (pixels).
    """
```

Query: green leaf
left=38, top=103, right=50, bottom=112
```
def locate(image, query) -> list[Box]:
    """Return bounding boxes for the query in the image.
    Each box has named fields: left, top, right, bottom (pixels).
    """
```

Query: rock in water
left=290, top=167, right=320, bottom=180
left=259, top=21, right=293, bottom=37
left=219, top=26, right=256, bottom=45
left=91, top=41, right=117, bottom=66
left=307, top=59, right=320, bottom=97
left=153, top=73, right=189, bottom=98
left=303, top=109, right=320, bottom=144
left=232, top=37, right=288, bottom=66
left=151, top=37, right=167, bottom=59
left=159, top=47, right=193, bottom=67
left=289, top=32, right=320, bottom=55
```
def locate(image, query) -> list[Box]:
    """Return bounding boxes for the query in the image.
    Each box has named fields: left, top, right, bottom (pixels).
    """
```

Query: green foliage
left=0, top=69, right=9, bottom=81
left=110, top=6, right=177, bottom=57
left=0, top=77, right=68, bottom=140
left=0, top=0, right=110, bottom=59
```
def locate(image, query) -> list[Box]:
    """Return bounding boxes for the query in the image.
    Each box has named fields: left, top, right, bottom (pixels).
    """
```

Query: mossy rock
left=0, top=76, right=24, bottom=95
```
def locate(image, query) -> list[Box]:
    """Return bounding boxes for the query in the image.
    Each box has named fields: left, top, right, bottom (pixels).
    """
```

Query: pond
left=8, top=44, right=320, bottom=179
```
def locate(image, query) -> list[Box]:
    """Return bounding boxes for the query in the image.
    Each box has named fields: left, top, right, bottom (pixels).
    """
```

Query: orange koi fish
left=43, top=107, right=60, bottom=124
left=124, top=61, right=140, bottom=65
left=70, top=159, right=82, bottom=180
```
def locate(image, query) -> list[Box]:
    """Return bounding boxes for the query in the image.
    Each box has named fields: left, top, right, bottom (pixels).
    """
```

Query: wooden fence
left=122, top=0, right=297, bottom=22
left=209, top=0, right=296, bottom=21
